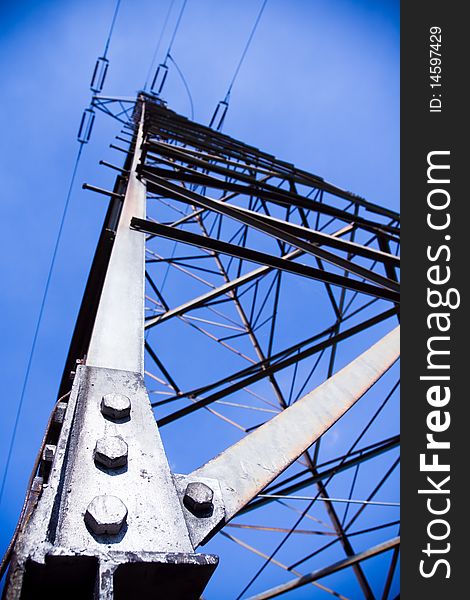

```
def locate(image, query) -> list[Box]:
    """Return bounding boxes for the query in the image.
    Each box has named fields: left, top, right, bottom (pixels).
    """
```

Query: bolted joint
left=183, top=482, right=214, bottom=517
left=94, top=435, right=128, bottom=469
left=53, top=401, right=68, bottom=425
left=42, top=444, right=56, bottom=463
left=101, top=393, right=131, bottom=420
left=84, top=494, right=127, bottom=535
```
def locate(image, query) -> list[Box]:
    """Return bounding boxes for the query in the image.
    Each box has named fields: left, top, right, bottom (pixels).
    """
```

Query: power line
left=150, top=0, right=189, bottom=96
left=0, top=0, right=123, bottom=509
left=0, top=145, right=84, bottom=506
left=226, top=0, right=268, bottom=99
left=103, top=0, right=122, bottom=58
left=89, top=0, right=122, bottom=94
left=209, top=0, right=269, bottom=131
left=165, top=0, right=188, bottom=60
left=168, top=53, right=194, bottom=120
left=144, top=0, right=176, bottom=91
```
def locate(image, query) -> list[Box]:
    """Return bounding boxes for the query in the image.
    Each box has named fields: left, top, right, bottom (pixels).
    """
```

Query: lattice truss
left=124, top=99, right=400, bottom=599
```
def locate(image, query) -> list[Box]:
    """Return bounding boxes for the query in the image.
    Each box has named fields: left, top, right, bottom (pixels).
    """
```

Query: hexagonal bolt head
left=94, top=436, right=128, bottom=469
left=53, top=401, right=67, bottom=425
left=42, top=444, right=56, bottom=462
left=84, top=495, right=127, bottom=535
left=101, top=393, right=131, bottom=420
left=183, top=482, right=214, bottom=516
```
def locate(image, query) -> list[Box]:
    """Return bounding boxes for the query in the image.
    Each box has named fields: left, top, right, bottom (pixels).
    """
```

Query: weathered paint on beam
left=86, top=106, right=146, bottom=374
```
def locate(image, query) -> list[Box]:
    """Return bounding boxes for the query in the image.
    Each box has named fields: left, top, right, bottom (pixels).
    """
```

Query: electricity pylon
left=3, top=93, right=400, bottom=599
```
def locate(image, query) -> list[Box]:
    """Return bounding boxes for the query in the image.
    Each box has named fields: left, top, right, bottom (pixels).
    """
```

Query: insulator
left=77, top=107, right=95, bottom=144
left=150, top=63, right=169, bottom=96
left=90, top=56, right=109, bottom=94
left=209, top=100, right=229, bottom=131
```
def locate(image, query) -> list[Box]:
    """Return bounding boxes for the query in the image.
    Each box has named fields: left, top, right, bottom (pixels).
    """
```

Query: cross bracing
left=4, top=94, right=400, bottom=600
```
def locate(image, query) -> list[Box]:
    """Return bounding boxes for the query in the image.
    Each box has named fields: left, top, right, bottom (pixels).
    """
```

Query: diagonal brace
left=186, top=326, right=399, bottom=545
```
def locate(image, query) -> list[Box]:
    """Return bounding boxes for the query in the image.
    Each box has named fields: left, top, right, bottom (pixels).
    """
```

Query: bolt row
left=84, top=393, right=131, bottom=536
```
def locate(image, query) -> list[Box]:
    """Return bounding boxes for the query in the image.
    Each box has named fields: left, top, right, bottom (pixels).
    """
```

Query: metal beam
left=6, top=96, right=219, bottom=600
left=240, top=435, right=399, bottom=515
left=143, top=163, right=399, bottom=268
left=188, top=327, right=399, bottom=538
left=247, top=537, right=400, bottom=600
left=154, top=307, right=397, bottom=420
left=144, top=225, right=354, bottom=329
left=86, top=106, right=147, bottom=373
left=133, top=218, right=400, bottom=303
left=141, top=172, right=401, bottom=281
left=142, top=156, right=399, bottom=236
left=142, top=128, right=400, bottom=221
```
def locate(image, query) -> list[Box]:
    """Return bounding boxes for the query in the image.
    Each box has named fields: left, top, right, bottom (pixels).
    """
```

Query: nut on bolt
left=53, top=401, right=67, bottom=425
left=101, top=393, right=131, bottom=420
left=183, top=481, right=214, bottom=516
left=94, top=436, right=128, bottom=469
left=42, top=444, right=56, bottom=462
left=84, top=494, right=127, bottom=535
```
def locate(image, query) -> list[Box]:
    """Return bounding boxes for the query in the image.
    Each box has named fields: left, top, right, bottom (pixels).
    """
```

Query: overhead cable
left=167, top=53, right=194, bottom=120
left=150, top=0, right=189, bottom=96
left=144, top=0, right=176, bottom=91
left=1, top=0, right=123, bottom=507
left=87, top=0, right=123, bottom=138
left=0, top=146, right=84, bottom=506
left=209, top=0, right=269, bottom=131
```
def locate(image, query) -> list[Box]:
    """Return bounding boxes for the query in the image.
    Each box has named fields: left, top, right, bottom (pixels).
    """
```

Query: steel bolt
left=183, top=482, right=214, bottom=516
left=101, top=393, right=131, bottom=420
left=93, top=435, right=127, bottom=469
left=42, top=444, right=56, bottom=462
left=94, top=436, right=128, bottom=469
left=84, top=495, right=127, bottom=535
left=53, top=401, right=67, bottom=425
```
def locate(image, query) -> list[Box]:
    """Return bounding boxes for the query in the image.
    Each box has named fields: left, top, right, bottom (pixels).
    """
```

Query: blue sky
left=0, top=1, right=399, bottom=597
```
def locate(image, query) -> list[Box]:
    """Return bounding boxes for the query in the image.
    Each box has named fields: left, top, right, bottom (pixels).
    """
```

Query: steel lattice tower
left=3, top=93, right=400, bottom=599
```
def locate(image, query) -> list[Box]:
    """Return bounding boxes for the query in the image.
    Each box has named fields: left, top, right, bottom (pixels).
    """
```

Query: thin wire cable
left=0, top=392, right=71, bottom=583
left=1, top=0, right=121, bottom=512
left=224, top=0, right=268, bottom=101
left=103, top=0, right=122, bottom=58
left=258, top=495, right=400, bottom=507
left=163, top=0, right=188, bottom=66
left=168, top=53, right=194, bottom=119
left=209, top=0, right=268, bottom=131
left=0, top=145, right=84, bottom=506
left=144, top=0, right=176, bottom=90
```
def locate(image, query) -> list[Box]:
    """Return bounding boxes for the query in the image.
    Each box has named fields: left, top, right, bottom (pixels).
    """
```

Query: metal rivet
left=101, top=393, right=131, bottom=420
left=84, top=495, right=127, bottom=535
left=94, top=436, right=128, bottom=469
left=183, top=482, right=214, bottom=516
